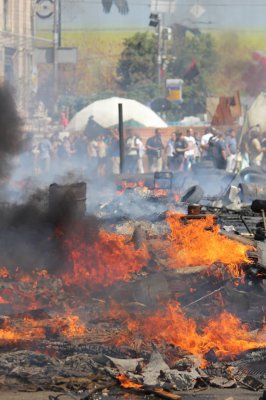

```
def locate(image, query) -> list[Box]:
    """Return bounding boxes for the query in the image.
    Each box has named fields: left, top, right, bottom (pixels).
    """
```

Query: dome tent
left=67, top=97, right=168, bottom=133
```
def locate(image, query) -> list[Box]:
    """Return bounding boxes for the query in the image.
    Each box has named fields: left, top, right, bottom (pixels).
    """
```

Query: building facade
left=0, top=0, right=33, bottom=113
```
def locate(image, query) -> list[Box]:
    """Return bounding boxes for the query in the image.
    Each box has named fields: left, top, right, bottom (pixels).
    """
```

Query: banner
left=166, top=79, right=183, bottom=103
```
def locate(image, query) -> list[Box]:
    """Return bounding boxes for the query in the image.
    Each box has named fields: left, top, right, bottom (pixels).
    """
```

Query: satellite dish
left=36, top=0, right=54, bottom=19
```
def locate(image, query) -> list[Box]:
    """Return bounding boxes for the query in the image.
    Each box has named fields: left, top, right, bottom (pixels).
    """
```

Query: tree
left=117, top=32, right=158, bottom=89
left=167, top=29, right=218, bottom=117
left=116, top=29, right=218, bottom=117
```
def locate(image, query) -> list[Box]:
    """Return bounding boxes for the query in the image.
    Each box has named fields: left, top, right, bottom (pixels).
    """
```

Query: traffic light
left=162, top=27, right=172, bottom=41
left=149, top=13, right=159, bottom=27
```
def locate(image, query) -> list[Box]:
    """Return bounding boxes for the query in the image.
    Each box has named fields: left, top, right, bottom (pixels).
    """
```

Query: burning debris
left=0, top=185, right=265, bottom=400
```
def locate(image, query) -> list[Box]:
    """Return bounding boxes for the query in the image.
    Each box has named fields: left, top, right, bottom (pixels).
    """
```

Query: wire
left=66, top=0, right=266, bottom=5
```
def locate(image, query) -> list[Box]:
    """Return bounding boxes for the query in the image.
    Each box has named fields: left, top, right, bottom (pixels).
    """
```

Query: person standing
left=87, top=137, right=98, bottom=173
left=125, top=130, right=139, bottom=173
left=249, top=130, right=263, bottom=167
left=174, top=131, right=188, bottom=171
left=225, top=129, right=237, bottom=172
left=60, top=111, right=69, bottom=129
left=184, top=128, right=196, bottom=170
left=135, top=135, right=145, bottom=173
left=213, top=132, right=227, bottom=170
left=109, top=129, right=120, bottom=174
left=97, top=135, right=107, bottom=176
left=146, top=129, right=164, bottom=172
left=194, top=131, right=201, bottom=162
left=38, top=134, right=53, bottom=174
left=166, top=132, right=176, bottom=171
left=200, top=128, right=214, bottom=160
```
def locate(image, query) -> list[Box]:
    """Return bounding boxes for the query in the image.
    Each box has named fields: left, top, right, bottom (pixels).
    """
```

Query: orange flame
left=0, top=314, right=87, bottom=342
left=0, top=267, right=10, bottom=279
left=110, top=301, right=266, bottom=361
left=58, top=315, right=87, bottom=338
left=63, top=229, right=149, bottom=289
left=116, top=373, right=143, bottom=388
left=166, top=213, right=250, bottom=276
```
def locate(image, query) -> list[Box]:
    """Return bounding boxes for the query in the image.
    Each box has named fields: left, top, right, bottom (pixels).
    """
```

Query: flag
left=183, top=58, right=199, bottom=81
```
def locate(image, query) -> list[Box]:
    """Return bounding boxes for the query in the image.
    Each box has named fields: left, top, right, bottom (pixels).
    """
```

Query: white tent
left=67, top=97, right=168, bottom=132
left=242, top=92, right=266, bottom=134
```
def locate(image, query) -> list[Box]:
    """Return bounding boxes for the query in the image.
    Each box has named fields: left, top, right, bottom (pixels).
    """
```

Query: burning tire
left=181, top=185, right=204, bottom=204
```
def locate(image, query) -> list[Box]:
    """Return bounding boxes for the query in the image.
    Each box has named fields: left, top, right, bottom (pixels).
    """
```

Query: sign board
left=166, top=79, right=183, bottom=103
left=34, top=47, right=77, bottom=64
left=36, top=0, right=54, bottom=19
left=150, top=0, right=176, bottom=14
left=190, top=3, right=206, bottom=18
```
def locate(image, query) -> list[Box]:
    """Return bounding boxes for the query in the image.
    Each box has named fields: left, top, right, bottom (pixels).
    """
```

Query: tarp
left=240, top=92, right=266, bottom=144
left=67, top=97, right=168, bottom=132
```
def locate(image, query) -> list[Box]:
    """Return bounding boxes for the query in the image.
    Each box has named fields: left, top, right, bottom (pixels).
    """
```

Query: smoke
left=0, top=84, right=24, bottom=179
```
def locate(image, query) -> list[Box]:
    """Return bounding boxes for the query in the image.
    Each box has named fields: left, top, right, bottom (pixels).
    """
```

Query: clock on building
left=36, top=0, right=54, bottom=19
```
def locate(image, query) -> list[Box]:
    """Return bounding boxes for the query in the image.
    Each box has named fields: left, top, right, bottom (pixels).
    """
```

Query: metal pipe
left=118, top=103, right=125, bottom=174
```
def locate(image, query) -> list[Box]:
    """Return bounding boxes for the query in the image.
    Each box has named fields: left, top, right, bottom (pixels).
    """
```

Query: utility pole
left=58, top=0, right=62, bottom=47
left=53, top=0, right=59, bottom=108
left=157, top=15, right=162, bottom=91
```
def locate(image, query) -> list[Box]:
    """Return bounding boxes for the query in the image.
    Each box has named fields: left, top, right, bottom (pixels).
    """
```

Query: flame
left=0, top=317, right=45, bottom=341
left=0, top=215, right=263, bottom=363
left=166, top=213, right=250, bottom=276
left=0, top=267, right=9, bottom=279
left=57, top=315, right=87, bottom=338
left=110, top=301, right=266, bottom=362
left=116, top=373, right=143, bottom=388
left=0, top=296, right=8, bottom=304
left=63, top=229, right=149, bottom=289
left=0, top=314, right=87, bottom=342
left=152, top=189, right=168, bottom=197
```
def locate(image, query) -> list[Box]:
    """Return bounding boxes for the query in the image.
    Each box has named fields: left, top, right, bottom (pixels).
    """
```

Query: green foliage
left=116, top=29, right=218, bottom=118
left=117, top=32, right=158, bottom=88
left=167, top=30, right=218, bottom=117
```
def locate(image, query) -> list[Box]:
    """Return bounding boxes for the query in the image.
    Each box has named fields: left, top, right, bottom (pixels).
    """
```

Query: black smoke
left=0, top=84, right=24, bottom=179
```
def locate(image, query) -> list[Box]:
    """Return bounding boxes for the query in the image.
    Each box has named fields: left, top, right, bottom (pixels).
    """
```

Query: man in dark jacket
left=146, top=129, right=164, bottom=172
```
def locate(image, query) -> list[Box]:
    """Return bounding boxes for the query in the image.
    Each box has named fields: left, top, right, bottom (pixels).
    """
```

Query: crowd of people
left=20, top=124, right=266, bottom=178
left=124, top=127, right=238, bottom=174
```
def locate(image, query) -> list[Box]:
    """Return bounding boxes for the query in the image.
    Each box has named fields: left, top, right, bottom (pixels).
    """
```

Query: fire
left=153, top=188, right=168, bottom=197
left=110, top=301, right=266, bottom=362
left=166, top=213, right=250, bottom=276
left=63, top=228, right=149, bottom=289
left=57, top=315, right=87, bottom=338
left=0, top=314, right=87, bottom=342
left=0, top=267, right=10, bottom=279
left=202, top=312, right=266, bottom=359
left=116, top=373, right=143, bottom=388
left=0, top=317, right=45, bottom=341
left=0, top=212, right=263, bottom=365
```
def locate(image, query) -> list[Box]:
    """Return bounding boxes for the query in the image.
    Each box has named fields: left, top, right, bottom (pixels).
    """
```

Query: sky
left=36, top=0, right=266, bottom=31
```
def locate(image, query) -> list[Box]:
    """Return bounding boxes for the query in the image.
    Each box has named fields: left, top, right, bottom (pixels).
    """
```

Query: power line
left=63, top=0, right=266, bottom=6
